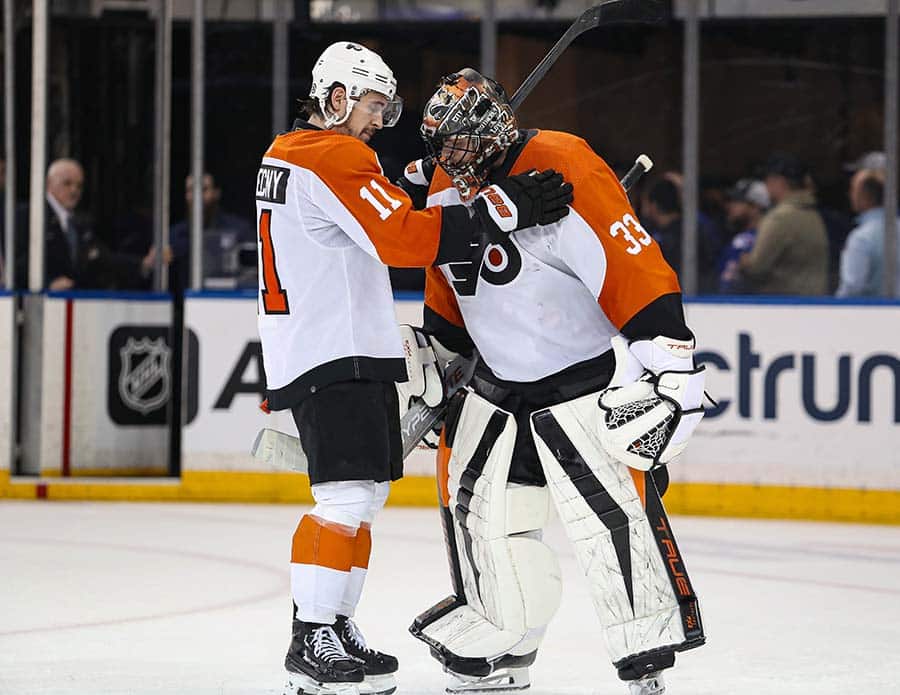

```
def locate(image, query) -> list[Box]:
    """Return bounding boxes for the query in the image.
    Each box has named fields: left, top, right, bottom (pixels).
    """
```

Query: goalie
left=404, top=69, right=706, bottom=695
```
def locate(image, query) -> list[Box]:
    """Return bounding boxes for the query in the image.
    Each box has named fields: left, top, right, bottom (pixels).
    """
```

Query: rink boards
left=0, top=293, right=13, bottom=480
left=1, top=292, right=898, bottom=523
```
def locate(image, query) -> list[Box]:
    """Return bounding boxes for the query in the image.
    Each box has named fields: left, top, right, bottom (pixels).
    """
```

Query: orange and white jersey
left=257, top=122, right=469, bottom=410
left=425, top=129, right=681, bottom=383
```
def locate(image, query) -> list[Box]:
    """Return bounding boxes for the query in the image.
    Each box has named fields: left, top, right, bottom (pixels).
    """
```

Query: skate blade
left=359, top=673, right=397, bottom=695
left=446, top=667, right=530, bottom=693
left=283, top=673, right=361, bottom=695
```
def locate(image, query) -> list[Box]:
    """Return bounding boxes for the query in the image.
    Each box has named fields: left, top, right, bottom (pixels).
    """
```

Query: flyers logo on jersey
left=446, top=236, right=522, bottom=296
left=481, top=237, right=522, bottom=286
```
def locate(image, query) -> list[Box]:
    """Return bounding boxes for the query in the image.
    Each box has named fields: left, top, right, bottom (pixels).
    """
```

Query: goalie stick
left=250, top=155, right=653, bottom=474
left=509, top=0, right=665, bottom=111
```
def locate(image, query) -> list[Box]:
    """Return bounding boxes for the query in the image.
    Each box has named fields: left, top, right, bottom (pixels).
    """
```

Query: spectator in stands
left=822, top=150, right=888, bottom=290
left=641, top=173, right=724, bottom=293
left=642, top=177, right=682, bottom=275
left=844, top=150, right=887, bottom=175
left=15, top=158, right=157, bottom=290
left=836, top=169, right=900, bottom=297
left=718, top=178, right=769, bottom=293
left=169, top=172, right=254, bottom=291
left=738, top=152, right=828, bottom=295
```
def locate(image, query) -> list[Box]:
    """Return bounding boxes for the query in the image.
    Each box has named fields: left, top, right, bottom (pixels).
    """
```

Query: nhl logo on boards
left=118, top=337, right=171, bottom=415
left=107, top=325, right=200, bottom=426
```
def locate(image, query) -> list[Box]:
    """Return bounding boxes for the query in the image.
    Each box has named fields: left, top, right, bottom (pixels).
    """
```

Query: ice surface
left=1, top=500, right=898, bottom=695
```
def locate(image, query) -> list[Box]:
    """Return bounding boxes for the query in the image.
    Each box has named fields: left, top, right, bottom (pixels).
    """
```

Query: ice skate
left=334, top=615, right=398, bottom=695
left=628, top=670, right=665, bottom=695
left=445, top=666, right=530, bottom=693
left=283, top=621, right=365, bottom=695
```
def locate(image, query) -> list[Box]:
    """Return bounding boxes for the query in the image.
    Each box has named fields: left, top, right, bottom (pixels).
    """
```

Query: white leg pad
left=530, top=391, right=703, bottom=666
left=414, top=391, right=562, bottom=666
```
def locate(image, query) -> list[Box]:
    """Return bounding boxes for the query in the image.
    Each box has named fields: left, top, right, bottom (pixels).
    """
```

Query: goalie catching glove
left=597, top=335, right=706, bottom=471
left=396, top=325, right=459, bottom=410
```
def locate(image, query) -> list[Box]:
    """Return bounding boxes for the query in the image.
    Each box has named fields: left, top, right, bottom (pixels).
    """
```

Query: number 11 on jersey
left=359, top=179, right=402, bottom=220
left=258, top=209, right=290, bottom=314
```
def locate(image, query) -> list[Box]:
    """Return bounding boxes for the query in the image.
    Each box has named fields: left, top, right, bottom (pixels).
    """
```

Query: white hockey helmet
left=310, top=41, right=402, bottom=128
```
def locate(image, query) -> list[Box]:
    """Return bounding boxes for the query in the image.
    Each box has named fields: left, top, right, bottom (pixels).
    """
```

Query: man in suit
left=42, top=158, right=84, bottom=290
left=16, top=158, right=154, bottom=290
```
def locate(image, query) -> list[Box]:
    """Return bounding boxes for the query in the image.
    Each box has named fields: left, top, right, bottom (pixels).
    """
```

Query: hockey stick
left=621, top=153, right=654, bottom=192
left=251, top=352, right=478, bottom=473
left=509, top=0, right=665, bottom=111
left=250, top=156, right=652, bottom=474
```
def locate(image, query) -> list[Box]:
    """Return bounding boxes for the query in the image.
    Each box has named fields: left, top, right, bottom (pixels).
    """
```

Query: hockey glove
left=472, top=169, right=573, bottom=241
left=597, top=335, right=706, bottom=470
left=396, top=325, right=449, bottom=411
left=395, top=157, right=436, bottom=210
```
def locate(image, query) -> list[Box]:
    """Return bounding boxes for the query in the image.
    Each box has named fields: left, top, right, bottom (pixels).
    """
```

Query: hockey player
left=256, top=46, right=573, bottom=695
left=405, top=69, right=707, bottom=695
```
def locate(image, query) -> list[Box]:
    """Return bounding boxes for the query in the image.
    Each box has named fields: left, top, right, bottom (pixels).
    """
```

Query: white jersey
left=256, top=122, right=467, bottom=410
left=424, top=130, right=681, bottom=384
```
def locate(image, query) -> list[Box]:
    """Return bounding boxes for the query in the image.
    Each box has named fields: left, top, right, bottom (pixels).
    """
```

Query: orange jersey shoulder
left=512, top=130, right=680, bottom=328
left=266, top=129, right=377, bottom=187
left=265, top=129, right=446, bottom=268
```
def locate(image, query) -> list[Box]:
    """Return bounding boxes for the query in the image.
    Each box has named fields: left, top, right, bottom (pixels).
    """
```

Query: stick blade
left=251, top=428, right=309, bottom=474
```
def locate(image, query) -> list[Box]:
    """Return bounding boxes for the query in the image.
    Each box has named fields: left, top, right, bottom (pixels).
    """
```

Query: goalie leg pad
left=412, top=391, right=561, bottom=672
left=530, top=391, right=704, bottom=674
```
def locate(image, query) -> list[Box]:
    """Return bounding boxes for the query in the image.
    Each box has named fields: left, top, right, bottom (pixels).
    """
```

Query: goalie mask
left=310, top=42, right=403, bottom=129
left=421, top=68, right=519, bottom=200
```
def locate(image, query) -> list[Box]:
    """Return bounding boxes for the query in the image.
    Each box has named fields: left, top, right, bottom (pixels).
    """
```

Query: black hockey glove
left=395, top=157, right=437, bottom=210
left=472, top=169, right=573, bottom=242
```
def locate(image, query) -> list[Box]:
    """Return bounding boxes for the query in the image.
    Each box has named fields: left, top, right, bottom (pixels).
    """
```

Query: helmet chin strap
left=319, top=96, right=355, bottom=129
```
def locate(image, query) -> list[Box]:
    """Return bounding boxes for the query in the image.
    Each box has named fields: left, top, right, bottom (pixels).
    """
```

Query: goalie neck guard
left=421, top=68, right=519, bottom=200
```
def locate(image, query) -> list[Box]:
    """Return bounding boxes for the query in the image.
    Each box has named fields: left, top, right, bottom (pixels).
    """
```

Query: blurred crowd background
left=1, top=0, right=898, bottom=298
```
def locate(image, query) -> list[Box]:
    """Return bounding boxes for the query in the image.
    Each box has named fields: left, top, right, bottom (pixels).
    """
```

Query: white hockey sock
left=336, top=522, right=371, bottom=617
